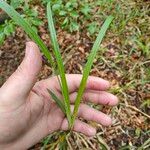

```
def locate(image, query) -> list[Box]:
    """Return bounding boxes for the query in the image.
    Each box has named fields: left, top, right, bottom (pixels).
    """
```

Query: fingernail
left=105, top=117, right=112, bottom=126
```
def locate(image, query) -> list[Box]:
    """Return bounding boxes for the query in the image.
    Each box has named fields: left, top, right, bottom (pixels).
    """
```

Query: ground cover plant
left=0, top=0, right=149, bottom=149
left=0, top=0, right=43, bottom=45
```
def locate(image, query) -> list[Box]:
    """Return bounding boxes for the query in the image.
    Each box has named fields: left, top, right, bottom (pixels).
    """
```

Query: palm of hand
left=0, top=42, right=118, bottom=149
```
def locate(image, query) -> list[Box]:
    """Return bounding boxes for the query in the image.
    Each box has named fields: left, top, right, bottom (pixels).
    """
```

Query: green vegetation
left=47, top=1, right=72, bottom=126
left=0, top=0, right=43, bottom=45
left=42, top=0, right=115, bottom=34
left=0, top=20, right=15, bottom=45
left=0, top=0, right=149, bottom=149
left=0, top=0, right=113, bottom=128
left=71, top=16, right=113, bottom=126
left=42, top=0, right=93, bottom=32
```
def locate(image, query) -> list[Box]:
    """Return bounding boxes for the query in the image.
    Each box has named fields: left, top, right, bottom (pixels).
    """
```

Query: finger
left=32, top=83, right=62, bottom=101
left=70, top=91, right=118, bottom=106
left=75, top=104, right=112, bottom=126
left=64, top=74, right=110, bottom=92
left=1, top=42, right=42, bottom=100
left=39, top=74, right=110, bottom=94
left=61, top=119, right=96, bottom=137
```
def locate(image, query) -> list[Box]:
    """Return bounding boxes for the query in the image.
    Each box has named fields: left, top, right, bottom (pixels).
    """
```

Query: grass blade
left=71, top=16, right=114, bottom=126
left=0, top=0, right=53, bottom=66
left=47, top=89, right=66, bottom=114
left=47, top=2, right=72, bottom=126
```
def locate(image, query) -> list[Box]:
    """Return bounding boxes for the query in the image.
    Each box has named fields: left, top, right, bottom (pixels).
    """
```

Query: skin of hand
left=0, top=42, right=118, bottom=150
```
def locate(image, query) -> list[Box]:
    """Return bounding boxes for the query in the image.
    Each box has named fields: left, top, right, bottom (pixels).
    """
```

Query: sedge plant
left=0, top=0, right=113, bottom=129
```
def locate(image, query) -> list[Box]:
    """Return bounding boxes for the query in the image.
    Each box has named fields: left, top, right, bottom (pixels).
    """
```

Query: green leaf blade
left=47, top=89, right=66, bottom=114
left=72, top=16, right=114, bottom=126
left=0, top=0, right=53, bottom=66
left=47, top=2, right=72, bottom=126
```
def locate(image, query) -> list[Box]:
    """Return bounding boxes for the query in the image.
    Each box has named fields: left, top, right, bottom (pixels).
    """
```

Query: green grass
left=46, top=1, right=113, bottom=128
left=0, top=0, right=113, bottom=128
left=47, top=2, right=72, bottom=125
left=71, top=15, right=113, bottom=126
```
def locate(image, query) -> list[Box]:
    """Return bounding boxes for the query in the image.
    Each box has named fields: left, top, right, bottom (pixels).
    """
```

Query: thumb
left=1, top=41, right=42, bottom=99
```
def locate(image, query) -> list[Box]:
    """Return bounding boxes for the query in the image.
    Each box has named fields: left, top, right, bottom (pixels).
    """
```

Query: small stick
left=120, top=103, right=150, bottom=119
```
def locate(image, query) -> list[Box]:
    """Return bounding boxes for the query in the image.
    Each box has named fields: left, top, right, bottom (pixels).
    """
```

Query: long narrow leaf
left=72, top=16, right=114, bottom=126
left=0, top=0, right=53, bottom=66
left=47, top=89, right=66, bottom=114
left=47, top=2, right=72, bottom=126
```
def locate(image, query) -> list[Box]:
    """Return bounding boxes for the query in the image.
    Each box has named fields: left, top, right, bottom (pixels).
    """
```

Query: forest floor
left=0, top=0, right=150, bottom=149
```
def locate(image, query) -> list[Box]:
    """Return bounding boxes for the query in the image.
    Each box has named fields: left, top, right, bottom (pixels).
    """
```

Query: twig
left=76, top=133, right=89, bottom=149
left=120, top=103, right=150, bottom=119
left=66, top=133, right=73, bottom=150
left=96, top=135, right=110, bottom=150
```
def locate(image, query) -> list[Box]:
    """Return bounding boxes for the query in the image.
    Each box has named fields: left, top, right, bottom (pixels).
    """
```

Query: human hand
left=0, top=42, right=118, bottom=150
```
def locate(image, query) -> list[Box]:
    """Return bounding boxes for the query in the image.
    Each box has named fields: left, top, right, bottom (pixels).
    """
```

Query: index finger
left=41, top=74, right=110, bottom=93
